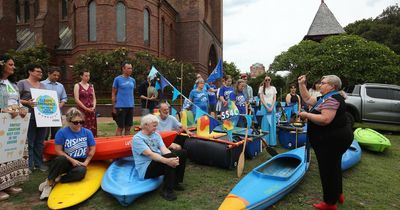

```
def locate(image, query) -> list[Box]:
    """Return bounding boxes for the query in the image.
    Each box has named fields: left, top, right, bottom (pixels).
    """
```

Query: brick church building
left=0, top=0, right=222, bottom=84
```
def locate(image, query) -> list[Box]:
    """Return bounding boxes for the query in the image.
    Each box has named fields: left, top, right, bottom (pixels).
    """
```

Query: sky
left=223, top=0, right=400, bottom=73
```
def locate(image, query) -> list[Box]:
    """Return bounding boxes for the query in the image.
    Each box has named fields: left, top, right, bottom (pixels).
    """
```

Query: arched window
left=143, top=8, right=150, bottom=46
left=88, top=0, right=96, bottom=41
left=24, top=0, right=30, bottom=22
left=160, top=18, right=165, bottom=52
left=61, top=0, right=68, bottom=20
left=116, top=2, right=126, bottom=42
left=16, top=1, right=21, bottom=23
left=169, top=24, right=173, bottom=55
left=34, top=0, right=39, bottom=18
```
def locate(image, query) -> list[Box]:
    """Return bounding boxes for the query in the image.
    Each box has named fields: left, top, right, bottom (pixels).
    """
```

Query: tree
left=7, top=45, right=51, bottom=81
left=270, top=35, right=400, bottom=89
left=345, top=4, right=400, bottom=54
left=73, top=48, right=196, bottom=98
left=223, top=61, right=241, bottom=80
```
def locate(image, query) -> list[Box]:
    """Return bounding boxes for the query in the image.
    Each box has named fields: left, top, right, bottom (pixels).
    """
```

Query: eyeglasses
left=71, top=120, right=85, bottom=125
left=320, top=81, right=329, bottom=85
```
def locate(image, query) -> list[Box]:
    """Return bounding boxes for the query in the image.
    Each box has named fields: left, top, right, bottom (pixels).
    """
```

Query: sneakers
left=0, top=191, right=10, bottom=201
left=39, top=184, right=53, bottom=200
left=38, top=180, right=48, bottom=192
left=4, top=186, right=22, bottom=195
left=161, top=190, right=177, bottom=201
left=38, top=165, right=49, bottom=172
left=339, top=193, right=345, bottom=204
left=174, top=183, right=185, bottom=191
left=312, top=202, right=337, bottom=210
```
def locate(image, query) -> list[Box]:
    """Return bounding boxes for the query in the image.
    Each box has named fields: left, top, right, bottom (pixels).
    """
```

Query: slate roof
left=304, top=1, right=345, bottom=39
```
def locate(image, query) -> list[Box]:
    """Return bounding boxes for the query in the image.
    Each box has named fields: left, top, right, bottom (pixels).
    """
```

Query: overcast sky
left=223, top=0, right=399, bottom=73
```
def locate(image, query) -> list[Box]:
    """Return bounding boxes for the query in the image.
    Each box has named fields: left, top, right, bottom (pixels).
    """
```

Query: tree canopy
left=345, top=4, right=400, bottom=55
left=223, top=61, right=241, bottom=80
left=269, top=35, right=400, bottom=89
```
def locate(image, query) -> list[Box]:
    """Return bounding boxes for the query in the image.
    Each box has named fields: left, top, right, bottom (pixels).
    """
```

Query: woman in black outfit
left=298, top=75, right=352, bottom=210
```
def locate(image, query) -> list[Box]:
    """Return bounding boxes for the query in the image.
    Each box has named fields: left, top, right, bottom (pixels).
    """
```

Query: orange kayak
left=43, top=131, right=177, bottom=160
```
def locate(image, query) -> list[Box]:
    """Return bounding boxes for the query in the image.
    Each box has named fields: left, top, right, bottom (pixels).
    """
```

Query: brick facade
left=0, top=0, right=222, bottom=90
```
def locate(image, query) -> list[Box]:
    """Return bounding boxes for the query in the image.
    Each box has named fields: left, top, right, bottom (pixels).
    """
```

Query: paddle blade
left=236, top=153, right=245, bottom=178
left=261, top=138, right=279, bottom=156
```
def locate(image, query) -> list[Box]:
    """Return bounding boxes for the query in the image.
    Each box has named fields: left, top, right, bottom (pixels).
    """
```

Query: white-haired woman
left=298, top=75, right=352, bottom=210
left=38, top=108, right=96, bottom=200
left=132, top=114, right=187, bottom=201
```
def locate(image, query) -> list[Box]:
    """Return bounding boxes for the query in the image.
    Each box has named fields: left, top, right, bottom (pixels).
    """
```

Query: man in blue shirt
left=112, top=62, right=136, bottom=136
left=41, top=67, right=68, bottom=139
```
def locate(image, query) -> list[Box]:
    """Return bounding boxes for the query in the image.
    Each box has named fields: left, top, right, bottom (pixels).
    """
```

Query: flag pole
left=180, top=63, right=183, bottom=106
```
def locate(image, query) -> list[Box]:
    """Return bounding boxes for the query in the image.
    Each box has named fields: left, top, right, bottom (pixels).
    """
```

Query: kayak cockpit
left=254, top=156, right=302, bottom=180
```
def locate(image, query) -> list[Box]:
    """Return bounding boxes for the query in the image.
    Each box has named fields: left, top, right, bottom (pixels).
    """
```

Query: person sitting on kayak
left=38, top=108, right=96, bottom=200
left=156, top=102, right=193, bottom=150
left=132, top=114, right=187, bottom=201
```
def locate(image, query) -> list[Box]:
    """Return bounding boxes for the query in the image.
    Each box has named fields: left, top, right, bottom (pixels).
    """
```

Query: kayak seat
left=256, top=157, right=301, bottom=180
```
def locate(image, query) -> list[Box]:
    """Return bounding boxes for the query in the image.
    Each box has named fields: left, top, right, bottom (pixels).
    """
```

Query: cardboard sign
left=31, top=88, right=62, bottom=127
left=0, top=113, right=30, bottom=164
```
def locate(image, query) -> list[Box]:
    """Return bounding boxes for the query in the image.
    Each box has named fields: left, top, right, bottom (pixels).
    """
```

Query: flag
left=160, top=76, right=169, bottom=91
left=244, top=115, right=252, bottom=129
left=195, top=107, right=206, bottom=121
left=155, top=81, right=161, bottom=90
left=172, top=88, right=180, bottom=102
left=171, top=107, right=177, bottom=118
left=209, top=117, right=220, bottom=133
left=147, top=66, right=158, bottom=80
left=206, top=59, right=223, bottom=83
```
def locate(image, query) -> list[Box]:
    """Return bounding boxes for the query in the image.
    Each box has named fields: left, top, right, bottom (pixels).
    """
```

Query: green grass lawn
left=1, top=122, right=399, bottom=209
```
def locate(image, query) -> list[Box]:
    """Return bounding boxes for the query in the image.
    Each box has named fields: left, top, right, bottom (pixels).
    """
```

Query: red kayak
left=43, top=131, right=177, bottom=160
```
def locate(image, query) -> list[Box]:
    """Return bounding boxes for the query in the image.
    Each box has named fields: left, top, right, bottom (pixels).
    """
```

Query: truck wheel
left=345, top=112, right=355, bottom=129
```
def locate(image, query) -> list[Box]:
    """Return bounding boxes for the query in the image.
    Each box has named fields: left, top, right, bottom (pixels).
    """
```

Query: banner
left=31, top=88, right=62, bottom=127
left=0, top=113, right=31, bottom=164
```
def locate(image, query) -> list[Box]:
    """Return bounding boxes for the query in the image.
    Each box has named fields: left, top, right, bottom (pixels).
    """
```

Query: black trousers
left=144, top=150, right=187, bottom=191
left=312, top=138, right=351, bottom=204
left=48, top=156, right=87, bottom=183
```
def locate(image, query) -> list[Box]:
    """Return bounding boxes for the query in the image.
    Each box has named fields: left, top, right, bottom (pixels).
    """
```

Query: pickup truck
left=345, top=83, right=400, bottom=126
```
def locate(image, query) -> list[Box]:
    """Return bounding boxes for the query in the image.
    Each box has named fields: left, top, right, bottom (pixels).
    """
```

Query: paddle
left=260, top=137, right=279, bottom=157
left=236, top=125, right=249, bottom=178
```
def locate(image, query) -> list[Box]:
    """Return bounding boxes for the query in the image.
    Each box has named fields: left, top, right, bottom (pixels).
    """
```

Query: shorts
left=209, top=104, right=216, bottom=113
left=115, top=108, right=134, bottom=128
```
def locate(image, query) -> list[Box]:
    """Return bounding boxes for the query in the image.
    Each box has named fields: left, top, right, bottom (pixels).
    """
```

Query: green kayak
left=354, top=128, right=391, bottom=152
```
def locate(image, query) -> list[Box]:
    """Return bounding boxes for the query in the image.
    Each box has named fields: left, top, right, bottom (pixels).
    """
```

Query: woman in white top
left=257, top=76, right=277, bottom=146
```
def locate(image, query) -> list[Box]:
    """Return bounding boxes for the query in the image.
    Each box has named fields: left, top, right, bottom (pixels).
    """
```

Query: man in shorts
left=112, top=62, right=136, bottom=136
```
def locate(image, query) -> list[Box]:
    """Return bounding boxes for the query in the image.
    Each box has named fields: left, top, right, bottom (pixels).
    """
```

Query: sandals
left=0, top=191, right=10, bottom=201
left=4, top=186, right=23, bottom=195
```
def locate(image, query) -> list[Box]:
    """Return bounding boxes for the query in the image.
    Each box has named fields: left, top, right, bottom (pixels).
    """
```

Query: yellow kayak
left=47, top=161, right=108, bottom=209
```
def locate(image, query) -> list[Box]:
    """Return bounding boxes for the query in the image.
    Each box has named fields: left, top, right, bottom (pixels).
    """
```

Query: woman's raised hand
left=298, top=75, right=307, bottom=85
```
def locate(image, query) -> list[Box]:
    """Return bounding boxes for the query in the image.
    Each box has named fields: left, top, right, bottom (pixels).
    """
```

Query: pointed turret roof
left=304, top=0, right=345, bottom=41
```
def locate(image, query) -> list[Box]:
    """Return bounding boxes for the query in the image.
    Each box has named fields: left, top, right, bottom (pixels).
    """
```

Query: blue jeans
left=27, top=118, right=47, bottom=169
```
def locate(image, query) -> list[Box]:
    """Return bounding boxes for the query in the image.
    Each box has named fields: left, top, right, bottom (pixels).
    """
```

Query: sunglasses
left=265, top=79, right=271, bottom=81
left=71, top=120, right=85, bottom=125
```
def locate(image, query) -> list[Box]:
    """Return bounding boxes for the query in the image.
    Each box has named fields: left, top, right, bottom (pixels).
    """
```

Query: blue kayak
left=341, top=140, right=362, bottom=171
left=101, top=157, right=163, bottom=206
left=219, top=146, right=309, bottom=210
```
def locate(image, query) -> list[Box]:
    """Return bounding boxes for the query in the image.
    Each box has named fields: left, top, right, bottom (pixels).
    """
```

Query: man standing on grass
left=112, top=62, right=136, bottom=136
left=41, top=67, right=68, bottom=139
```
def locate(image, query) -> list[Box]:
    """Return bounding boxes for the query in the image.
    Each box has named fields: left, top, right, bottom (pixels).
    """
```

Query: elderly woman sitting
left=132, top=114, right=187, bottom=201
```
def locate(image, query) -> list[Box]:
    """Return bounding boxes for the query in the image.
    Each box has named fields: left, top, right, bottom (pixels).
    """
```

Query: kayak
left=354, top=128, right=391, bottom=152
left=341, top=140, right=362, bottom=171
left=101, top=157, right=163, bottom=206
left=48, top=161, right=108, bottom=209
left=219, top=146, right=309, bottom=210
left=43, top=131, right=177, bottom=160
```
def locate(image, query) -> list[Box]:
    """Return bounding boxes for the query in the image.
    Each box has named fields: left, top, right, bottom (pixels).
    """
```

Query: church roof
left=304, top=1, right=345, bottom=39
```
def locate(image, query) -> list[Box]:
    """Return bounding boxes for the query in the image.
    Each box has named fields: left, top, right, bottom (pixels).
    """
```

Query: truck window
left=366, top=87, right=390, bottom=100
left=390, top=89, right=400, bottom=100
